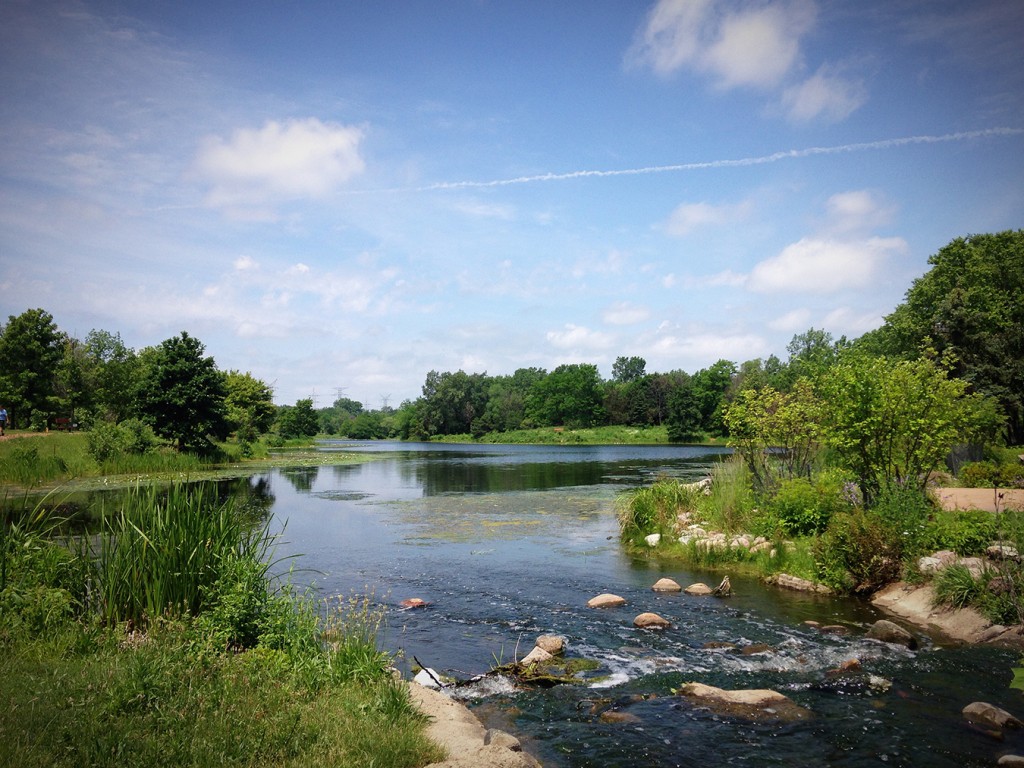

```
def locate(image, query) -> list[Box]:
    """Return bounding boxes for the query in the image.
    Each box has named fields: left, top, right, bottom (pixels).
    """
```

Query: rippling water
left=248, top=442, right=1023, bottom=767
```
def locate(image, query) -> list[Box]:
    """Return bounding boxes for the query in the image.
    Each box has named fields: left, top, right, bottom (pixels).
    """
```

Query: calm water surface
left=247, top=442, right=1022, bottom=767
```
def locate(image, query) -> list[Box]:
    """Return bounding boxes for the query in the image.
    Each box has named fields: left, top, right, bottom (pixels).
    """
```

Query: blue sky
left=1, top=0, right=1022, bottom=408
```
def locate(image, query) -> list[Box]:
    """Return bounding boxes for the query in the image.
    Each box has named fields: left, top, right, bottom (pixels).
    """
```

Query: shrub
left=925, top=510, right=997, bottom=555
left=697, top=457, right=757, bottom=533
left=618, top=479, right=700, bottom=543
left=815, top=509, right=903, bottom=593
left=872, top=483, right=933, bottom=560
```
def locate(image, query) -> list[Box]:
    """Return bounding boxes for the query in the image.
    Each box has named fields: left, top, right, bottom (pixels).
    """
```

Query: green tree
left=0, top=308, right=64, bottom=428
left=819, top=353, right=997, bottom=505
left=82, top=329, right=139, bottom=423
left=415, top=370, right=490, bottom=437
left=665, top=377, right=702, bottom=442
left=136, top=331, right=228, bottom=450
left=723, top=379, right=824, bottom=494
left=691, top=359, right=737, bottom=434
left=611, top=356, right=646, bottom=384
left=526, top=363, right=605, bottom=428
left=859, top=231, right=1024, bottom=444
left=224, top=370, right=276, bottom=440
left=276, top=398, right=319, bottom=438
left=479, top=367, right=546, bottom=433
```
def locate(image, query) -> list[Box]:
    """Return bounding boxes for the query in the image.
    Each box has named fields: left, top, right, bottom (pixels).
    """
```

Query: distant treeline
left=1, top=231, right=1021, bottom=448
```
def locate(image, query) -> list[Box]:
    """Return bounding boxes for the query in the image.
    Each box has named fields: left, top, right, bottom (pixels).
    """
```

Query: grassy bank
left=431, top=424, right=729, bottom=446
left=0, top=431, right=373, bottom=493
left=0, top=484, right=443, bottom=768
left=619, top=456, right=1024, bottom=625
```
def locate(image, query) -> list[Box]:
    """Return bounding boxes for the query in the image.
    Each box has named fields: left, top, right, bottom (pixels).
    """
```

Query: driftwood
left=413, top=654, right=589, bottom=690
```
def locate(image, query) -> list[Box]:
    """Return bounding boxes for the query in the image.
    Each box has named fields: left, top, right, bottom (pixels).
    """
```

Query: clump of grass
left=88, top=483, right=277, bottom=627
left=695, top=456, right=757, bottom=533
left=618, top=479, right=701, bottom=544
left=932, top=564, right=981, bottom=609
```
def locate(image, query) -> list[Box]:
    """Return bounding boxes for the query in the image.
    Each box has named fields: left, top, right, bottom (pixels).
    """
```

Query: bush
left=767, top=471, right=849, bottom=537
left=925, top=510, right=997, bottom=555
left=618, top=479, right=701, bottom=543
left=86, top=419, right=157, bottom=464
left=815, top=509, right=903, bottom=593
left=960, top=460, right=1024, bottom=489
left=872, top=483, right=933, bottom=560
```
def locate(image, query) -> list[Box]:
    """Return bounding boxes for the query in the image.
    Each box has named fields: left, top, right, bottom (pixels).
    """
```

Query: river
left=231, top=443, right=1024, bottom=766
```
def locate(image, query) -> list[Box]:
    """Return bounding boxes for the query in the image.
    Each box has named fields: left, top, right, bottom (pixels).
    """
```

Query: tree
left=690, top=359, right=737, bottom=435
left=82, top=329, right=139, bottom=423
left=526, top=363, right=605, bottom=428
left=723, top=379, right=824, bottom=494
left=414, top=370, right=490, bottom=437
left=0, top=308, right=64, bottom=428
left=859, top=231, right=1024, bottom=444
left=224, top=370, right=276, bottom=440
left=276, top=398, right=319, bottom=438
left=612, top=356, right=646, bottom=384
left=665, top=378, right=702, bottom=442
left=479, top=367, right=546, bottom=433
left=136, top=331, right=228, bottom=450
left=819, top=353, right=997, bottom=505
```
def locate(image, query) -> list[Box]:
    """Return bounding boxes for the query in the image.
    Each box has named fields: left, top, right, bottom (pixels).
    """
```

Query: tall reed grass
left=87, top=483, right=276, bottom=627
left=618, top=478, right=701, bottom=543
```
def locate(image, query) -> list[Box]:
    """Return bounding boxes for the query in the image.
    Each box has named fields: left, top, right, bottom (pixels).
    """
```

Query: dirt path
left=934, top=486, right=1024, bottom=513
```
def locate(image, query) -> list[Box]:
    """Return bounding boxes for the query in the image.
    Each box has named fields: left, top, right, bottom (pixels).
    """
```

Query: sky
left=1, top=0, right=1022, bottom=408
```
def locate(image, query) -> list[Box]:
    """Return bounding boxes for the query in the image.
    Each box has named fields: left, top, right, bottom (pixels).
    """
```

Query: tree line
left=0, top=231, right=1021, bottom=451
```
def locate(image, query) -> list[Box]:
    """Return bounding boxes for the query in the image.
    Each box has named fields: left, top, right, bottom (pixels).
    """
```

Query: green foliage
left=767, top=473, right=846, bottom=537
left=86, top=418, right=157, bottom=464
left=0, top=308, right=63, bottom=427
left=224, top=370, right=276, bottom=440
left=612, top=356, right=647, bottom=384
left=959, top=460, right=1024, bottom=489
left=526, top=363, right=606, bottom=428
left=618, top=479, right=700, bottom=543
left=819, top=353, right=994, bottom=506
left=87, top=484, right=276, bottom=627
left=815, top=509, right=904, bottom=593
left=871, top=482, right=934, bottom=559
left=275, top=397, right=319, bottom=438
left=723, top=379, right=823, bottom=495
left=860, top=230, right=1024, bottom=444
left=932, top=564, right=981, bottom=609
left=924, top=510, right=997, bottom=555
left=696, top=456, right=757, bottom=534
left=136, top=331, right=229, bottom=451
left=666, top=379, right=703, bottom=442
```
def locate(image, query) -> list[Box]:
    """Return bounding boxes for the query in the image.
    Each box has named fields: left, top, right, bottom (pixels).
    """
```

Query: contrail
left=377, top=127, right=1022, bottom=193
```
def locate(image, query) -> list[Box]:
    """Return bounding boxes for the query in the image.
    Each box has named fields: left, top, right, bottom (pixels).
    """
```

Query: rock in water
left=677, top=682, right=812, bottom=723
left=684, top=583, right=713, bottom=596
left=587, top=593, right=626, bottom=608
left=866, top=619, right=918, bottom=649
left=633, top=612, right=671, bottom=629
left=963, top=701, right=1023, bottom=730
left=652, top=577, right=682, bottom=592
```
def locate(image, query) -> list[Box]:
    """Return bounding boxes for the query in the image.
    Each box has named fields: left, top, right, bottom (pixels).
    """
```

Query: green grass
left=0, top=485, right=446, bottom=768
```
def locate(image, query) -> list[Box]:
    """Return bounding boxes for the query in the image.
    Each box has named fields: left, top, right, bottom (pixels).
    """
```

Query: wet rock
left=766, top=574, right=834, bottom=594
left=702, top=641, right=737, bottom=650
left=684, top=583, right=713, bottom=596
left=963, top=702, right=1023, bottom=730
left=677, top=682, right=812, bottom=722
left=484, top=729, right=523, bottom=751
left=400, top=597, right=430, bottom=609
left=633, top=612, right=671, bottom=629
left=413, top=667, right=447, bottom=688
left=998, top=754, right=1024, bottom=766
left=866, top=619, right=918, bottom=650
left=520, top=646, right=553, bottom=666
left=741, top=643, right=772, bottom=656
left=826, top=659, right=862, bottom=676
left=818, top=624, right=852, bottom=635
left=588, top=593, right=626, bottom=608
left=599, top=710, right=643, bottom=724
left=652, top=577, right=682, bottom=592
left=535, top=634, right=565, bottom=655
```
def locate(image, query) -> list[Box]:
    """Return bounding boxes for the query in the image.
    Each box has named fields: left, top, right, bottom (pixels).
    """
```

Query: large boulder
left=766, top=573, right=834, bottom=594
left=677, top=682, right=811, bottom=722
left=963, top=701, right=1023, bottom=730
left=587, top=593, right=626, bottom=608
left=684, top=583, right=713, bottom=596
left=866, top=619, right=918, bottom=650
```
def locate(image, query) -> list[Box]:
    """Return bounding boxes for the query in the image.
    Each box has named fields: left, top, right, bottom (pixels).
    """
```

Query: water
left=63, top=442, right=1024, bottom=766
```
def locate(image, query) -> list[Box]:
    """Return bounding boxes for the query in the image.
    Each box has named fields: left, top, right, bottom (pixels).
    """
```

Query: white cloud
left=704, top=3, right=815, bottom=89
left=603, top=302, right=651, bottom=325
left=768, top=308, right=812, bottom=332
left=664, top=200, right=751, bottom=236
left=648, top=329, right=768, bottom=364
left=194, top=118, right=365, bottom=208
left=822, top=306, right=885, bottom=336
left=748, top=236, right=906, bottom=293
left=234, top=255, right=258, bottom=271
left=781, top=64, right=867, bottom=122
left=545, top=324, right=615, bottom=352
left=629, top=0, right=816, bottom=90
left=824, top=189, right=893, bottom=233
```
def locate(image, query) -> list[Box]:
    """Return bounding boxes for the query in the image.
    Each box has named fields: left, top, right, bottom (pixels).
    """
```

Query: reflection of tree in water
left=280, top=467, right=320, bottom=493
left=224, top=474, right=276, bottom=522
